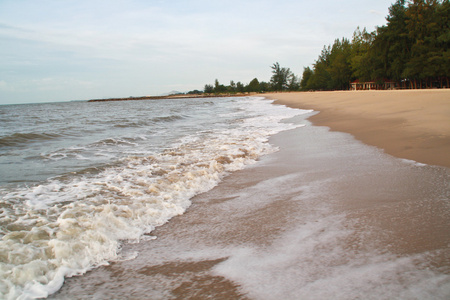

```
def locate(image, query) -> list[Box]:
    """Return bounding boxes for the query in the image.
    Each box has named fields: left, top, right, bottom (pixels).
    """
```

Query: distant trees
left=236, top=81, right=245, bottom=93
left=214, top=79, right=227, bottom=94
left=247, top=78, right=261, bottom=93
left=203, top=84, right=214, bottom=94
left=186, top=89, right=202, bottom=95
left=300, top=0, right=450, bottom=90
left=199, top=63, right=299, bottom=95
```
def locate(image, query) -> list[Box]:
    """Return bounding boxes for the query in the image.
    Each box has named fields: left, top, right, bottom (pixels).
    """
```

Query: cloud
left=0, top=0, right=394, bottom=104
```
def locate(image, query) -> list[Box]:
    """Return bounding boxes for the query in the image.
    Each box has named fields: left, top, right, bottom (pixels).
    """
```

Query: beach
left=50, top=91, right=450, bottom=299
left=266, top=89, right=450, bottom=168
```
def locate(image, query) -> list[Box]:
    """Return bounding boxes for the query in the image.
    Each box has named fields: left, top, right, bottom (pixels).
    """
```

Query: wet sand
left=266, top=90, right=450, bottom=168
left=51, top=111, right=450, bottom=299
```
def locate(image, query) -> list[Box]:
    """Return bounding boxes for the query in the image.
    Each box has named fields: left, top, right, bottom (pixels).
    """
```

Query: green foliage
left=200, top=62, right=299, bottom=95
left=214, top=79, right=227, bottom=94
left=287, top=74, right=300, bottom=91
left=270, top=62, right=294, bottom=91
left=202, top=77, right=270, bottom=95
left=350, top=27, right=375, bottom=81
left=195, top=1, right=448, bottom=95
left=259, top=81, right=271, bottom=92
left=300, top=67, right=313, bottom=91
left=204, top=84, right=214, bottom=94
left=328, top=38, right=353, bottom=89
left=187, top=89, right=202, bottom=95
left=236, top=81, right=245, bottom=93
left=302, top=0, right=450, bottom=90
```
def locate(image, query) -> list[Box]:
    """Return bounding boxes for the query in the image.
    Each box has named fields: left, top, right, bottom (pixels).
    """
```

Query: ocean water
left=0, top=97, right=310, bottom=299
left=49, top=110, right=450, bottom=300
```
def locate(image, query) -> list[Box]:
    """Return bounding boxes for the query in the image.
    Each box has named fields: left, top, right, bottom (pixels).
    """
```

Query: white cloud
left=0, top=0, right=393, bottom=104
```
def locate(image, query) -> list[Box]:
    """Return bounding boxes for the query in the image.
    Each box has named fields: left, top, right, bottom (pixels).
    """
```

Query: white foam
left=213, top=214, right=450, bottom=299
left=0, top=97, right=311, bottom=299
left=400, top=158, right=428, bottom=167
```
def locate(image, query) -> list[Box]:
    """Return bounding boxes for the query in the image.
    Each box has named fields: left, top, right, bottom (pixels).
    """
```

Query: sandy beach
left=51, top=93, right=450, bottom=299
left=266, top=90, right=450, bottom=168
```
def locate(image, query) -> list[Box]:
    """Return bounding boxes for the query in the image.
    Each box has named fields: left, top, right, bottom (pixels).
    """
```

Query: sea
left=1, top=96, right=450, bottom=300
left=0, top=96, right=309, bottom=299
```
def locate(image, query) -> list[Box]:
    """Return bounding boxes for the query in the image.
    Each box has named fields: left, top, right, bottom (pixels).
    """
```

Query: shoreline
left=51, top=108, right=450, bottom=299
left=265, top=90, right=450, bottom=168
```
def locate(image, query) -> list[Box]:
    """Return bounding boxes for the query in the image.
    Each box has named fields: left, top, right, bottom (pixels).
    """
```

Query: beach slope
left=266, top=90, right=450, bottom=168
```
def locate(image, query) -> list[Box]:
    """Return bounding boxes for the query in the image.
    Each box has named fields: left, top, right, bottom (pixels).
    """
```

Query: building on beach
left=350, top=79, right=396, bottom=91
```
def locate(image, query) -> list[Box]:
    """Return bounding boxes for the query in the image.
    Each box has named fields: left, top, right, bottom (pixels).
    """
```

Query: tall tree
left=300, top=67, right=313, bottom=91
left=246, top=78, right=261, bottom=92
left=403, top=0, right=435, bottom=87
left=379, top=0, right=411, bottom=83
left=270, top=62, right=293, bottom=91
left=228, top=80, right=237, bottom=93
left=213, top=79, right=227, bottom=94
left=304, top=0, right=449, bottom=90
left=259, top=81, right=271, bottom=92
left=350, top=27, right=376, bottom=81
left=307, top=46, right=332, bottom=90
left=327, top=38, right=353, bottom=90
left=435, top=0, right=450, bottom=87
left=204, top=84, right=214, bottom=94
left=287, top=74, right=300, bottom=91
left=236, top=81, right=245, bottom=93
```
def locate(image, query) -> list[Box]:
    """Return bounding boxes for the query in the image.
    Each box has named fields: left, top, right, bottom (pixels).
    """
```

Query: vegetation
left=195, top=62, right=298, bottom=95
left=302, top=0, right=450, bottom=90
left=186, top=0, right=448, bottom=95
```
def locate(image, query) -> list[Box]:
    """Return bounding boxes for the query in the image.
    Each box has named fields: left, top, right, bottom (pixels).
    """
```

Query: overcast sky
left=0, top=0, right=394, bottom=104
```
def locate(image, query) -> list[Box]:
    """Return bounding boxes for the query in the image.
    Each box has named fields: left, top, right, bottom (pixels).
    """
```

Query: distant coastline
left=87, top=93, right=252, bottom=102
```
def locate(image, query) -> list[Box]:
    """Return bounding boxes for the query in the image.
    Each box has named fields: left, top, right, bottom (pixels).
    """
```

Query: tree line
left=192, top=62, right=300, bottom=95
left=186, top=0, right=449, bottom=95
left=301, top=0, right=449, bottom=90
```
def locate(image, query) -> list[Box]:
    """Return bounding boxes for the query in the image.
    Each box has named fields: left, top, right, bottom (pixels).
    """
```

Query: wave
left=0, top=97, right=310, bottom=299
left=35, top=137, right=143, bottom=164
left=91, top=137, right=138, bottom=147
left=0, top=129, right=278, bottom=299
left=0, top=132, right=63, bottom=147
left=108, top=115, right=184, bottom=128
left=151, top=115, right=184, bottom=123
left=113, top=121, right=149, bottom=128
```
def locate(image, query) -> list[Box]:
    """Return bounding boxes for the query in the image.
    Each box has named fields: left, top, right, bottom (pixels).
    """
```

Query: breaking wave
left=0, top=97, right=311, bottom=299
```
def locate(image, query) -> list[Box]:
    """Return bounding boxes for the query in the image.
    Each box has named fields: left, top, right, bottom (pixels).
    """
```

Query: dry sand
left=265, top=89, right=450, bottom=168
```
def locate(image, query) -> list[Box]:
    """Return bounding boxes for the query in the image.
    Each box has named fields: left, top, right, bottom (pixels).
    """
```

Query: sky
left=0, top=0, right=394, bottom=105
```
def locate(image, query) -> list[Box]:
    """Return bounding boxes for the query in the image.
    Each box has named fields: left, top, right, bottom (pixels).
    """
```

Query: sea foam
left=0, top=97, right=311, bottom=299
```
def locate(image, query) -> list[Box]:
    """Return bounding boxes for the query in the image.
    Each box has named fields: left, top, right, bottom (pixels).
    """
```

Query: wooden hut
left=351, top=79, right=396, bottom=90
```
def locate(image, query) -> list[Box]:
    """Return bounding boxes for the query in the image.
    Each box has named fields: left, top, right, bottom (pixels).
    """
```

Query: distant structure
left=350, top=79, right=396, bottom=91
